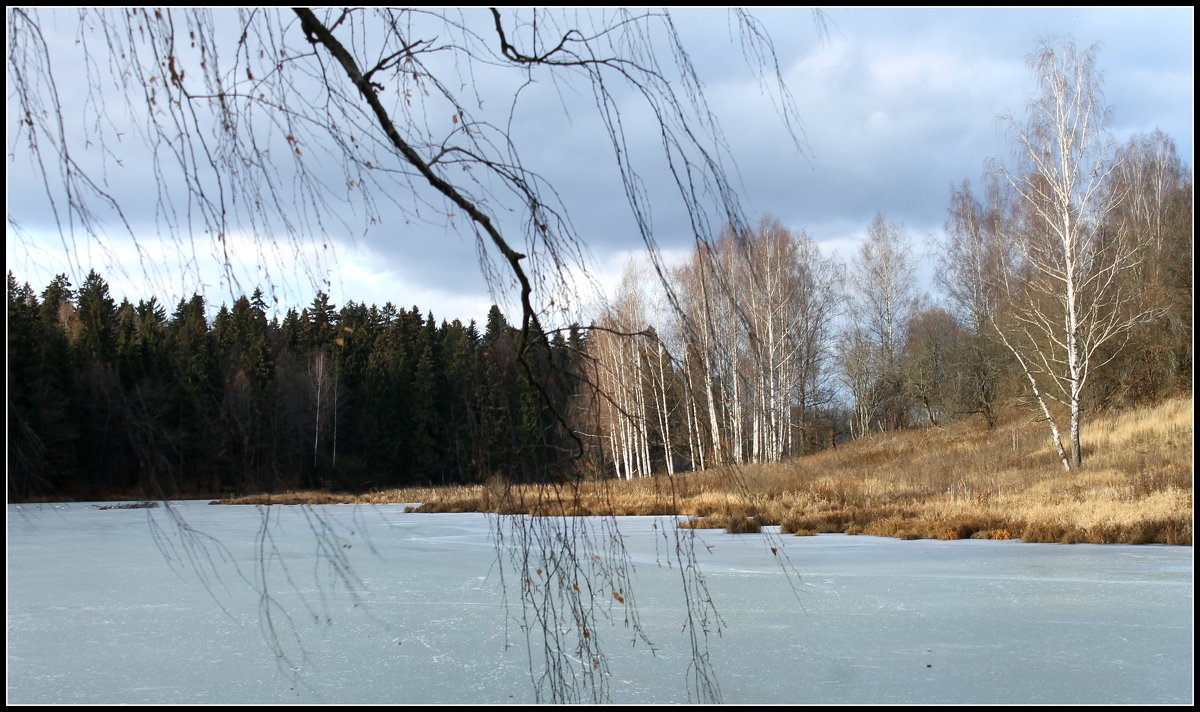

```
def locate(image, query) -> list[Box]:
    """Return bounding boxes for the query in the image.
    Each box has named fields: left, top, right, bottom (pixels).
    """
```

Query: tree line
left=583, top=119, right=1190, bottom=477
left=7, top=276, right=590, bottom=499
left=6, top=119, right=1190, bottom=498
left=7, top=38, right=1191, bottom=498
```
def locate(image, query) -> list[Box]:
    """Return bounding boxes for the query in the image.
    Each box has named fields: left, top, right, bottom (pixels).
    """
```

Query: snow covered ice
left=6, top=500, right=1193, bottom=704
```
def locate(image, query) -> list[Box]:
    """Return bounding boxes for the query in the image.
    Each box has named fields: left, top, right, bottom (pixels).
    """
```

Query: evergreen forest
left=8, top=278, right=589, bottom=499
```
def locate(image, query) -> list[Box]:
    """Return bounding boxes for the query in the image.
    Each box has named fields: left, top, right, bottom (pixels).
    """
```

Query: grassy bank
left=219, top=396, right=1193, bottom=545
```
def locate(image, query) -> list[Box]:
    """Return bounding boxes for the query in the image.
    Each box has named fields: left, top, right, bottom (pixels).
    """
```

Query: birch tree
left=735, top=218, right=839, bottom=460
left=667, top=218, right=840, bottom=461
left=588, top=265, right=654, bottom=479
left=646, top=280, right=680, bottom=475
left=787, top=233, right=843, bottom=453
left=991, top=40, right=1162, bottom=471
left=307, top=348, right=335, bottom=473
left=672, top=246, right=731, bottom=468
left=843, top=214, right=918, bottom=432
left=739, top=219, right=798, bottom=463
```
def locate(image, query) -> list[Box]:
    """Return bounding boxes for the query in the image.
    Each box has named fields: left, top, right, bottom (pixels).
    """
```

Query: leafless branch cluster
left=7, top=7, right=811, bottom=703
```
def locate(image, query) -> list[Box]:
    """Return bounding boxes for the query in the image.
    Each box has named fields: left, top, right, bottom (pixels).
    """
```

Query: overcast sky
left=5, top=6, right=1194, bottom=326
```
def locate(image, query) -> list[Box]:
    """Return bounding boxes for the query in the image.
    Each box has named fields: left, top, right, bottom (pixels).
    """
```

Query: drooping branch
left=293, top=8, right=539, bottom=345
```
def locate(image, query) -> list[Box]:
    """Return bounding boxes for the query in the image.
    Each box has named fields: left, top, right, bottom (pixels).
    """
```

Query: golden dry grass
left=217, top=397, right=1193, bottom=545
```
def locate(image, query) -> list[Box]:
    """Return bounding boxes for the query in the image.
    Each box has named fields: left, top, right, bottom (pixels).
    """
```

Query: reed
left=215, top=397, right=1192, bottom=544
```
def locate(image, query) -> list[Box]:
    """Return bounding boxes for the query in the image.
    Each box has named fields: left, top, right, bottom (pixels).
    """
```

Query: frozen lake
left=6, top=500, right=1193, bottom=704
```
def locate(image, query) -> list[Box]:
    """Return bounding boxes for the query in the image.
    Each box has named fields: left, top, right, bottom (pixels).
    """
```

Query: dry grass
left=680, top=513, right=762, bottom=534
left=96, top=500, right=160, bottom=510
left=217, top=486, right=449, bottom=507
left=215, top=397, right=1193, bottom=544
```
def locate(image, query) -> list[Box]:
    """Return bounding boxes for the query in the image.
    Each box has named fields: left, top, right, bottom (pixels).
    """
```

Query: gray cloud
left=6, top=7, right=1192, bottom=323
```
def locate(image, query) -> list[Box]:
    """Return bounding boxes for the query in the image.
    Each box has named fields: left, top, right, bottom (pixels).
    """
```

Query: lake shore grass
left=216, top=396, right=1192, bottom=545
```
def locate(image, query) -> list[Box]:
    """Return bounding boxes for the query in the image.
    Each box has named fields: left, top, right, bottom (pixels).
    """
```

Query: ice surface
left=6, top=500, right=1193, bottom=704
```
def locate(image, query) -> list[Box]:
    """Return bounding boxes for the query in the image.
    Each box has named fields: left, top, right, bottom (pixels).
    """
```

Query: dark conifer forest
left=8, top=273, right=588, bottom=499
